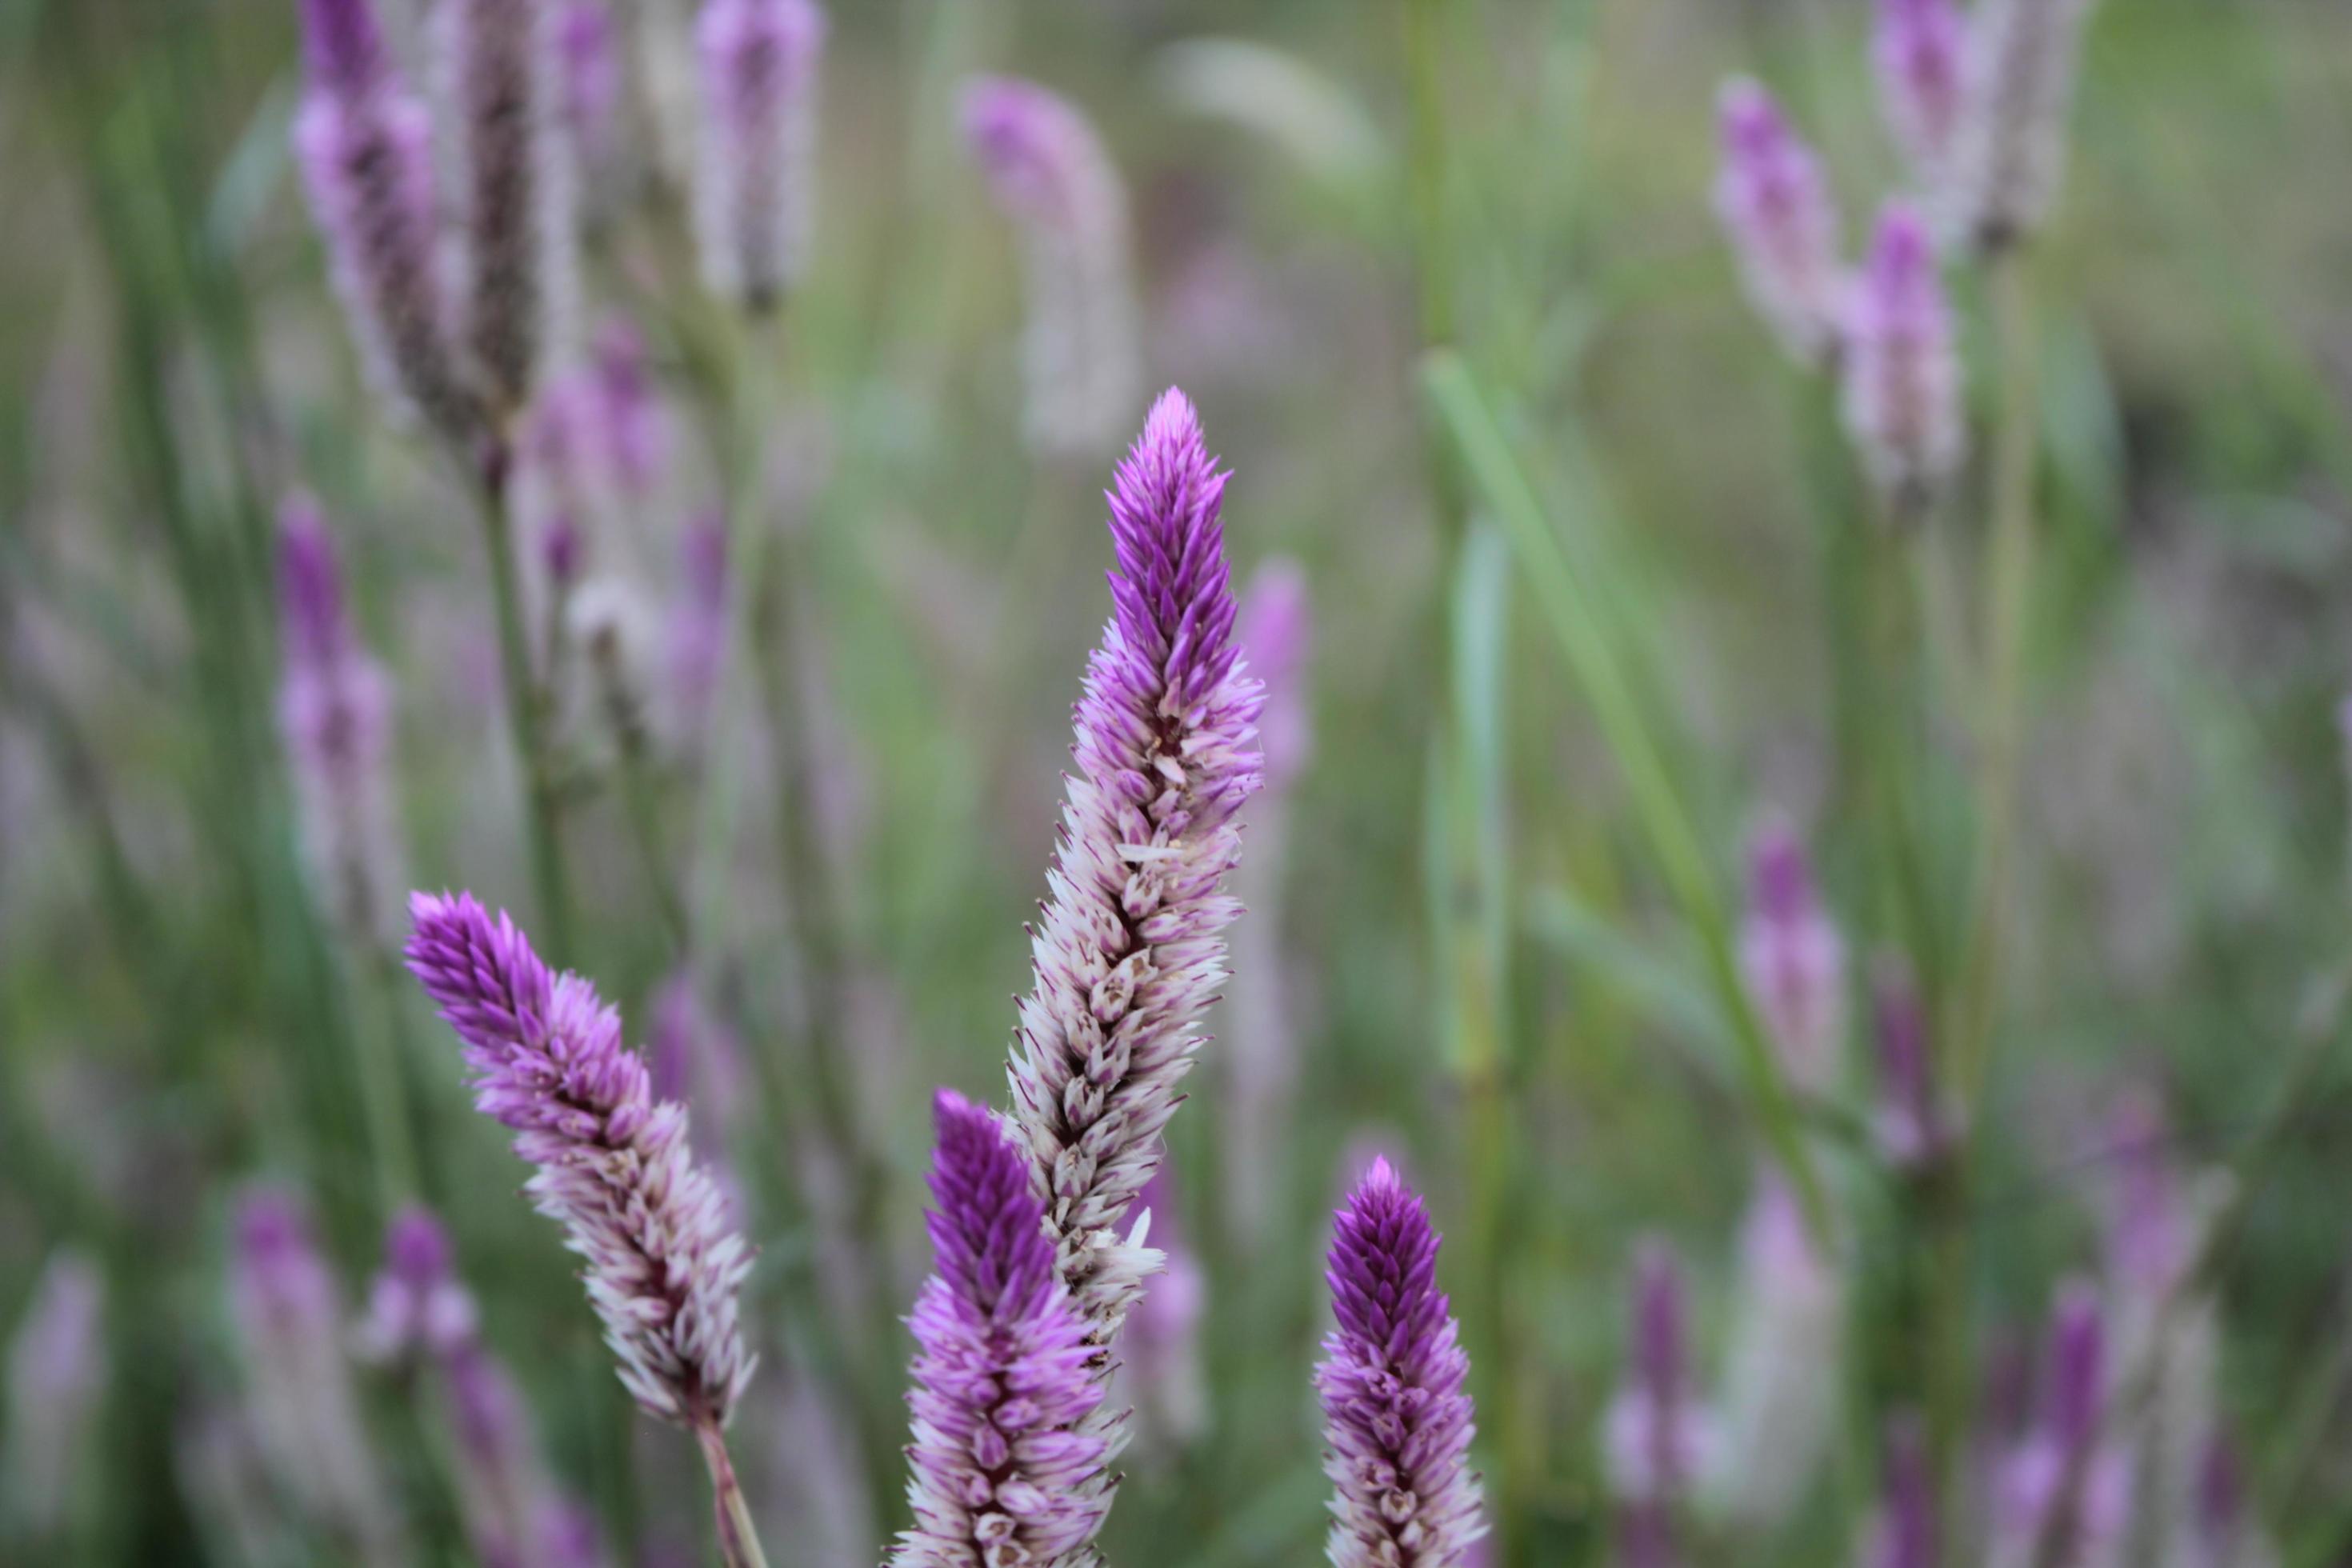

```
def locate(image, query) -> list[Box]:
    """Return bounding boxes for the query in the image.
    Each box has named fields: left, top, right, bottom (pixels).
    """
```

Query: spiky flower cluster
left=889, top=1090, right=1109, bottom=1568
left=1948, top=0, right=2100, bottom=251
left=693, top=0, right=827, bottom=312
left=1006, top=389, right=1265, bottom=1333
left=443, top=0, right=578, bottom=422
left=1842, top=202, right=1966, bottom=511
left=293, top=0, right=478, bottom=441
left=1714, top=78, right=1846, bottom=365
left=405, top=891, right=754, bottom=1430
left=963, top=78, right=1141, bottom=457
left=1316, top=1158, right=1484, bottom=1568
left=1736, top=822, right=1846, bottom=1098
left=1875, top=0, right=1969, bottom=189
left=278, top=498, right=406, bottom=947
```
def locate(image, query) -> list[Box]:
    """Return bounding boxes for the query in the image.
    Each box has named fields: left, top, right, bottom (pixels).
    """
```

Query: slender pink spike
left=1842, top=202, right=1965, bottom=511
left=693, top=0, right=827, bottom=312
left=1947, top=0, right=2101, bottom=251
left=2, top=1252, right=107, bottom=1540
left=1737, top=821, right=1846, bottom=1096
left=1876, top=0, right=1968, bottom=187
left=1714, top=78, right=1846, bottom=364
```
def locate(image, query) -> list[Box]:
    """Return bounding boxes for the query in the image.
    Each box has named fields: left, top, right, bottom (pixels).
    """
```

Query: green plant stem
left=1423, top=350, right=1833, bottom=1249
left=344, top=938, right=420, bottom=1215
left=1954, top=249, right=2041, bottom=1110
left=696, top=1422, right=772, bottom=1568
left=598, top=667, right=690, bottom=955
left=476, top=461, right=577, bottom=966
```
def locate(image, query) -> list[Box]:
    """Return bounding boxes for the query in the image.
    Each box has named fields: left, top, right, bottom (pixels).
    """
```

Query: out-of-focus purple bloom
left=541, top=514, right=585, bottom=590
left=1858, top=1419, right=1935, bottom=1568
left=1948, top=0, right=2100, bottom=251
left=1222, top=558, right=1313, bottom=1245
left=229, top=1189, right=402, bottom=1561
left=1714, top=78, right=1847, bottom=364
left=1842, top=202, right=1965, bottom=511
left=2103, top=1086, right=2190, bottom=1296
left=1316, top=1157, right=1484, bottom=1568
left=443, top=0, right=578, bottom=423
left=887, top=1090, right=1109, bottom=1566
left=590, top=321, right=666, bottom=497
left=294, top=0, right=478, bottom=441
left=406, top=892, right=755, bottom=1430
left=667, top=510, right=730, bottom=738
left=356, top=1205, right=479, bottom=1363
left=1006, top=390, right=1263, bottom=1336
left=1710, top=1174, right=1839, bottom=1528
left=2189, top=1433, right=2278, bottom=1568
left=1607, top=1243, right=1710, bottom=1568
left=2, top=1252, right=106, bottom=1539
left=1737, top=822, right=1846, bottom=1098
left=963, top=76, right=1141, bottom=456
left=1872, top=958, right=1955, bottom=1170
left=1122, top=1164, right=1208, bottom=1449
left=1992, top=1282, right=2130, bottom=1568
left=692, top=0, right=826, bottom=312
left=1876, top=0, right=1968, bottom=189
left=278, top=498, right=406, bottom=947
left=558, top=2, right=622, bottom=192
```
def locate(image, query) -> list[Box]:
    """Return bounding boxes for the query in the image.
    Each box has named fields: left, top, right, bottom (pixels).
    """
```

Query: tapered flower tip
left=405, top=890, right=553, bottom=1059
left=234, top=1188, right=313, bottom=1264
left=277, top=496, right=350, bottom=669
left=1328, top=1156, right=1447, bottom=1348
left=1631, top=1240, right=1688, bottom=1398
left=1104, top=388, right=1236, bottom=682
left=1746, top=819, right=1815, bottom=923
left=383, top=1206, right=453, bottom=1287
left=299, top=0, right=388, bottom=95
left=959, top=75, right=1076, bottom=203
left=926, top=1089, right=1057, bottom=1326
left=2046, top=1279, right=2105, bottom=1449
left=1862, top=203, right=1938, bottom=298
left=1718, top=77, right=1794, bottom=159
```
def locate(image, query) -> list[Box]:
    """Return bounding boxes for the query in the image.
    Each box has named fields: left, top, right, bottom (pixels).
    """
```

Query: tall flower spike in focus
left=1842, top=202, right=1966, bottom=515
left=963, top=78, right=1142, bottom=457
left=294, top=0, right=478, bottom=442
left=405, top=892, right=766, bottom=1563
left=1948, top=0, right=2100, bottom=252
left=1737, top=822, right=1846, bottom=1098
left=692, top=0, right=827, bottom=313
left=278, top=498, right=407, bottom=947
left=1875, top=0, right=1968, bottom=191
left=444, top=0, right=578, bottom=425
left=1006, top=388, right=1263, bottom=1332
left=887, top=1090, right=1109, bottom=1567
left=1316, top=1158, right=1484, bottom=1568
left=1714, top=78, right=1846, bottom=365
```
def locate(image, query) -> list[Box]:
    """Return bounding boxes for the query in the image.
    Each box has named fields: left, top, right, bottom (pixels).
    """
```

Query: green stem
left=696, top=1422, right=771, bottom=1568
left=477, top=460, right=577, bottom=965
left=1954, top=249, right=2040, bottom=1109
left=1423, top=351, right=1834, bottom=1249
left=345, top=939, right=419, bottom=1214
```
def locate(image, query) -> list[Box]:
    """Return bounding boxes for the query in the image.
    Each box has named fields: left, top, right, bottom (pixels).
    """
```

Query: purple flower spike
left=295, top=0, right=478, bottom=442
left=666, top=510, right=730, bottom=737
left=693, top=0, right=827, bottom=312
left=1842, top=202, right=1965, bottom=512
left=558, top=2, right=622, bottom=186
left=1872, top=959, right=1954, bottom=1170
left=358, top=1206, right=480, bottom=1363
left=1948, top=0, right=2100, bottom=251
left=444, top=0, right=578, bottom=422
left=962, top=77, right=1140, bottom=456
left=1876, top=0, right=1968, bottom=187
left=888, top=1090, right=1110, bottom=1567
left=3, top=1252, right=107, bottom=1540
left=1863, top=1419, right=1936, bottom=1568
left=1238, top=558, right=1314, bottom=789
left=278, top=498, right=405, bottom=946
left=1316, top=1158, right=1484, bottom=1568
left=1714, top=78, right=1846, bottom=364
left=1606, top=1242, right=1712, bottom=1537
left=229, top=1190, right=401, bottom=1558
left=1737, top=822, right=1846, bottom=1097
left=405, top=892, right=754, bottom=1430
left=1007, top=389, right=1264, bottom=1332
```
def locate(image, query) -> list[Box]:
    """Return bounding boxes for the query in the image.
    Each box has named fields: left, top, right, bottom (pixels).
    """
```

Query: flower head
left=1842, top=202, right=1965, bottom=512
left=1862, top=1419, right=1937, bottom=1568
left=1737, top=822, right=1846, bottom=1096
left=963, top=77, right=1140, bottom=455
left=1714, top=78, right=1846, bottom=364
left=1316, top=1158, right=1483, bottom=1568
left=358, top=1206, right=480, bottom=1363
left=294, top=0, right=478, bottom=442
left=1876, top=0, right=1969, bottom=187
left=888, top=1090, right=1109, bottom=1566
left=1006, top=389, right=1264, bottom=1330
left=692, top=0, right=827, bottom=312
left=1872, top=958, right=1955, bottom=1170
left=1948, top=0, right=2100, bottom=251
left=405, top=892, right=754, bottom=1428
